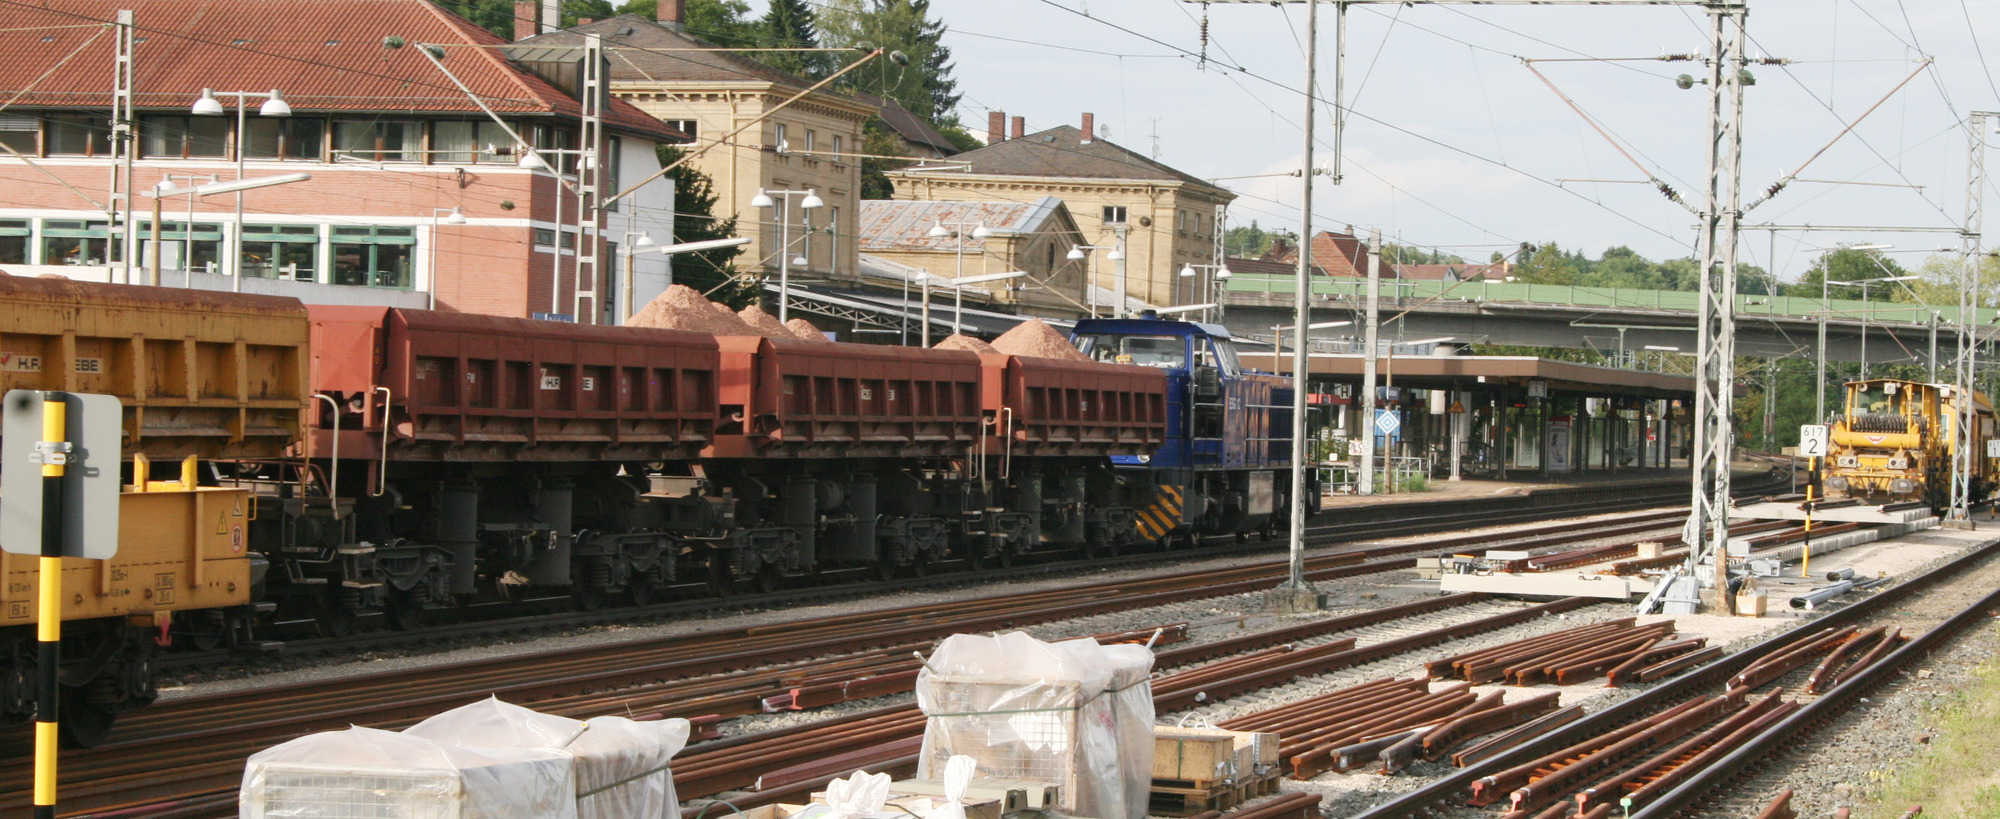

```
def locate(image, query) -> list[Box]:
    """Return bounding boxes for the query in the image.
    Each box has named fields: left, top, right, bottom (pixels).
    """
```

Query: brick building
left=0, top=0, right=683, bottom=323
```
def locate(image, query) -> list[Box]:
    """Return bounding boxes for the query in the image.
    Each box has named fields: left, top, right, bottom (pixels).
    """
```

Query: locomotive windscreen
left=1074, top=333, right=1186, bottom=369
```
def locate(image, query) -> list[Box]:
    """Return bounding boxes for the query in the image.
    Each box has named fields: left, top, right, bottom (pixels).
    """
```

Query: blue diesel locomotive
left=1071, top=318, right=1317, bottom=547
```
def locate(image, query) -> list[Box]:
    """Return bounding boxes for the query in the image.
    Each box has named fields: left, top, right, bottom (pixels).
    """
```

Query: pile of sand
left=991, top=319, right=1089, bottom=361
left=737, top=304, right=799, bottom=340
left=933, top=334, right=999, bottom=354
left=626, top=285, right=756, bottom=335
left=786, top=318, right=833, bottom=342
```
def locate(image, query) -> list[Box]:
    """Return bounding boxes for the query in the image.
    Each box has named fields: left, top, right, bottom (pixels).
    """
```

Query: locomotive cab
left=1072, top=318, right=1313, bottom=544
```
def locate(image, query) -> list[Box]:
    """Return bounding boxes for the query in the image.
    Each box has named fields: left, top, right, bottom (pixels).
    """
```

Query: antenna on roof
left=1149, top=119, right=1160, bottom=159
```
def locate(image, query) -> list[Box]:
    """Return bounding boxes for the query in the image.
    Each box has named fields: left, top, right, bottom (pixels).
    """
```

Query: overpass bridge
left=1218, top=275, right=1997, bottom=368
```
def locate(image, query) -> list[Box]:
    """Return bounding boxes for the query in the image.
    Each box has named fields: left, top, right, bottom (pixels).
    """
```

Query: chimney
left=513, top=0, right=536, bottom=40
left=987, top=111, right=1006, bottom=144
left=1080, top=113, right=1094, bottom=144
left=540, top=0, right=557, bottom=34
left=1010, top=116, right=1024, bottom=140
left=577, top=17, right=593, bottom=25
left=657, top=0, right=685, bottom=29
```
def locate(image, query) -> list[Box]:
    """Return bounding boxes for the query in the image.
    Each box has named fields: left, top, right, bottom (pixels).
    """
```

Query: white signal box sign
left=1799, top=425, right=1829, bottom=459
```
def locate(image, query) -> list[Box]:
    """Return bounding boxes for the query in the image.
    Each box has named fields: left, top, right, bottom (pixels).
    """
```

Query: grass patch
left=1859, top=627, right=2000, bottom=819
left=1398, top=475, right=1430, bottom=493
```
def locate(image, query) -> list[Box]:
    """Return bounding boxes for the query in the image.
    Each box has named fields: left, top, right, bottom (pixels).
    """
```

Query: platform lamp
left=143, top=172, right=309, bottom=289
left=621, top=231, right=655, bottom=321
left=947, top=270, right=1026, bottom=334
left=191, top=88, right=292, bottom=292
left=1813, top=243, right=1893, bottom=420
left=1068, top=243, right=1121, bottom=318
left=1825, top=271, right=1921, bottom=381
left=1180, top=262, right=1233, bottom=322
left=426, top=207, right=467, bottom=310
left=752, top=188, right=822, bottom=322
left=929, top=218, right=994, bottom=341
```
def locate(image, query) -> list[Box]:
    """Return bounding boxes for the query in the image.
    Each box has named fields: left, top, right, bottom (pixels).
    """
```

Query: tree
left=1894, top=251, right=2000, bottom=309
left=1785, top=248, right=1908, bottom=301
left=655, top=145, right=756, bottom=307
left=1225, top=222, right=1286, bottom=258
left=857, top=119, right=908, bottom=200
left=820, top=0, right=962, bottom=124
left=758, top=0, right=828, bottom=79
left=1513, top=242, right=1581, bottom=285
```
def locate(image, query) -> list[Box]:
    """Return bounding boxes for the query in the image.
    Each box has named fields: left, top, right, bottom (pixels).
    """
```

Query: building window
left=0, top=116, right=37, bottom=155
left=665, top=119, right=698, bottom=143
left=331, top=226, right=415, bottom=288
left=139, top=115, right=228, bottom=158
left=1102, top=205, right=1127, bottom=225
left=42, top=220, right=118, bottom=265
left=138, top=221, right=223, bottom=273
left=45, top=116, right=111, bottom=156
left=773, top=123, right=788, bottom=154
left=245, top=118, right=325, bottom=160
left=830, top=134, right=843, bottom=164
left=0, top=219, right=27, bottom=263
left=431, top=120, right=512, bottom=164
left=241, top=224, right=319, bottom=281
left=332, top=119, right=421, bottom=162
left=560, top=231, right=576, bottom=251
left=533, top=228, right=557, bottom=248
left=531, top=122, right=578, bottom=173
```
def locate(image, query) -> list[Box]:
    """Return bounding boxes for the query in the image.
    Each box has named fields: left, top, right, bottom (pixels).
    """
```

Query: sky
left=769, top=0, right=2000, bottom=283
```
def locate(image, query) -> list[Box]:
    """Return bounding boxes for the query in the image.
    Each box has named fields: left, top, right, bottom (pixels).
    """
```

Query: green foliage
left=1893, top=251, right=2000, bottom=308
left=655, top=145, right=757, bottom=307
left=935, top=123, right=981, bottom=153
left=1398, top=474, right=1430, bottom=493
left=1225, top=221, right=1289, bottom=258
left=1785, top=247, right=1909, bottom=301
left=1379, top=244, right=1464, bottom=266
left=858, top=119, right=908, bottom=200
left=437, top=0, right=517, bottom=39
left=1497, top=241, right=1771, bottom=294
left=820, top=0, right=962, bottom=124
left=758, top=0, right=829, bottom=79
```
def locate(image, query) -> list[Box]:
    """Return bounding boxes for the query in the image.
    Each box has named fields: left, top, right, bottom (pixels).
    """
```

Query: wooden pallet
left=1150, top=777, right=1247, bottom=817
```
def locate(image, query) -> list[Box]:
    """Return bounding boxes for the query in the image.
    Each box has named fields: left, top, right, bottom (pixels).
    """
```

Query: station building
left=0, top=0, right=682, bottom=324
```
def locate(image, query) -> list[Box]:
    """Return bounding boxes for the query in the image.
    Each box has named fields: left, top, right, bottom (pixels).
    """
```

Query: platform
left=1732, top=500, right=1932, bottom=525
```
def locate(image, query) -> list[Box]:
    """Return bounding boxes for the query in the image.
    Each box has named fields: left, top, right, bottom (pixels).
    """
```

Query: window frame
left=1101, top=205, right=1128, bottom=225
left=332, top=118, right=423, bottom=163
left=330, top=225, right=417, bottom=289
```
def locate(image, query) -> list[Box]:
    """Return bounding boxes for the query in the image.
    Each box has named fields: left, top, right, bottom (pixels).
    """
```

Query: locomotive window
left=1074, top=333, right=1184, bottom=369
left=1854, top=386, right=1893, bottom=414
left=1212, top=338, right=1244, bottom=375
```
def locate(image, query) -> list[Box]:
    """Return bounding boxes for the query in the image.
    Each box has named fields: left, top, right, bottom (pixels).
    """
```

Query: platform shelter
left=1237, top=352, right=1701, bottom=485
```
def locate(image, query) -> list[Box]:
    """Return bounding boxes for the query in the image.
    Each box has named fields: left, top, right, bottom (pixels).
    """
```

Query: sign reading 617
left=1799, top=424, right=1829, bottom=459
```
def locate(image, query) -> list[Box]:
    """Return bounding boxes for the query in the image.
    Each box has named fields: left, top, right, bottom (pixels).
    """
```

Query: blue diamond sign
left=1373, top=409, right=1400, bottom=437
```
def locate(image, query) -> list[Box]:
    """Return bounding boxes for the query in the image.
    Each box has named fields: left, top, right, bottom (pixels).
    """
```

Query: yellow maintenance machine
left=1823, top=378, right=1997, bottom=510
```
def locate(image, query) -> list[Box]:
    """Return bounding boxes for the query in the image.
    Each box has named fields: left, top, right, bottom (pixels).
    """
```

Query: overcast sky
left=781, top=1, right=2000, bottom=282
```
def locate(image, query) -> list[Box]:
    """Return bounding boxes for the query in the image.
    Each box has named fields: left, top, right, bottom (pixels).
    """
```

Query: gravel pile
left=736, top=304, right=799, bottom=340
left=992, top=319, right=1089, bottom=361
left=933, top=334, right=999, bottom=354
left=786, top=317, right=832, bottom=342
left=626, top=285, right=755, bottom=334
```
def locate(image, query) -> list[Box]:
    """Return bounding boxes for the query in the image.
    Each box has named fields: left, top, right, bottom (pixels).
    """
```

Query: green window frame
left=331, top=226, right=416, bottom=289
left=42, top=219, right=119, bottom=265
left=137, top=221, right=224, bottom=273
left=0, top=219, right=28, bottom=264
left=242, top=224, right=320, bottom=281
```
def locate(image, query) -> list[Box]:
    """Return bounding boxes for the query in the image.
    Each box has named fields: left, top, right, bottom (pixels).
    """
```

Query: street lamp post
left=191, top=88, right=291, bottom=292
left=621, top=230, right=655, bottom=321
left=1179, top=263, right=1234, bottom=322
left=928, top=218, right=994, bottom=339
left=144, top=174, right=211, bottom=287
left=1067, top=243, right=1122, bottom=318
left=142, top=172, right=309, bottom=289
left=426, top=207, right=467, bottom=310
left=752, top=188, right=822, bottom=322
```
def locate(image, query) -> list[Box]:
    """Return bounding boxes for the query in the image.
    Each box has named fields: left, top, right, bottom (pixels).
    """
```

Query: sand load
left=785, top=317, right=833, bottom=342
left=736, top=304, right=799, bottom=340
left=991, top=319, right=1089, bottom=361
left=933, top=334, right=999, bottom=354
left=625, top=285, right=755, bottom=335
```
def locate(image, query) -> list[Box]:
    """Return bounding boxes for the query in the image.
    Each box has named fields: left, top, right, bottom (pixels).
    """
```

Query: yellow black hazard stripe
left=1135, top=485, right=1184, bottom=540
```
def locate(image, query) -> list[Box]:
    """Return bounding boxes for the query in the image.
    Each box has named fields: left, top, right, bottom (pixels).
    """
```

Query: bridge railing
left=1221, top=275, right=1993, bottom=326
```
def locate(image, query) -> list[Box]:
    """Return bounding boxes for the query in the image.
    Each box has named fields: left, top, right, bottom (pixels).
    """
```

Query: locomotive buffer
left=3, top=390, right=122, bottom=819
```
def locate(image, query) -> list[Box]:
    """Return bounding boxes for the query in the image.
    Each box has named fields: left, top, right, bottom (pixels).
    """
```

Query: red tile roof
left=0, top=0, right=680, bottom=139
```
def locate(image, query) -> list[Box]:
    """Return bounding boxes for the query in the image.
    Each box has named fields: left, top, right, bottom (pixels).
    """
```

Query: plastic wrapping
left=405, top=697, right=691, bottom=819
left=915, top=632, right=1156, bottom=819
left=239, top=725, right=577, bottom=819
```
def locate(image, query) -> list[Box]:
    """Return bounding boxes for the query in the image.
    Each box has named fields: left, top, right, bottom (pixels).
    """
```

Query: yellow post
left=1803, top=456, right=1815, bottom=579
left=35, top=393, right=66, bottom=819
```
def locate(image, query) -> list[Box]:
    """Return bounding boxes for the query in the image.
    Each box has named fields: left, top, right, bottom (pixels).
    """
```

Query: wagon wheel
left=386, top=590, right=426, bottom=631
left=908, top=549, right=932, bottom=577
left=314, top=608, right=356, bottom=639
left=753, top=564, right=783, bottom=595
left=59, top=694, right=118, bottom=749
left=175, top=610, right=228, bottom=652
left=705, top=554, right=735, bottom=597
left=572, top=586, right=608, bottom=612
left=627, top=575, right=657, bottom=607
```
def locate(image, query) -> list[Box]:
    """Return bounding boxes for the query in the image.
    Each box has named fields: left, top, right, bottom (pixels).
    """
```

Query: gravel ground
left=1685, top=527, right=2000, bottom=819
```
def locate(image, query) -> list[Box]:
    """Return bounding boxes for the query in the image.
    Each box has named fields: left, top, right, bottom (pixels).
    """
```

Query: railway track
left=8, top=487, right=1737, bottom=819
left=1346, top=531, right=2000, bottom=819
left=161, top=474, right=1737, bottom=673
left=14, top=473, right=1797, bottom=818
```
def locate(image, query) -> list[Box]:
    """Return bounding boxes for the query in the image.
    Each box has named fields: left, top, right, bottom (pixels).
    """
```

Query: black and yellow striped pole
left=35, top=390, right=67, bottom=819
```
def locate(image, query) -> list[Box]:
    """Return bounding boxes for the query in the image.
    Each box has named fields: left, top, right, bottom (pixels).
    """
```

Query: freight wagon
left=0, top=277, right=1302, bottom=745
